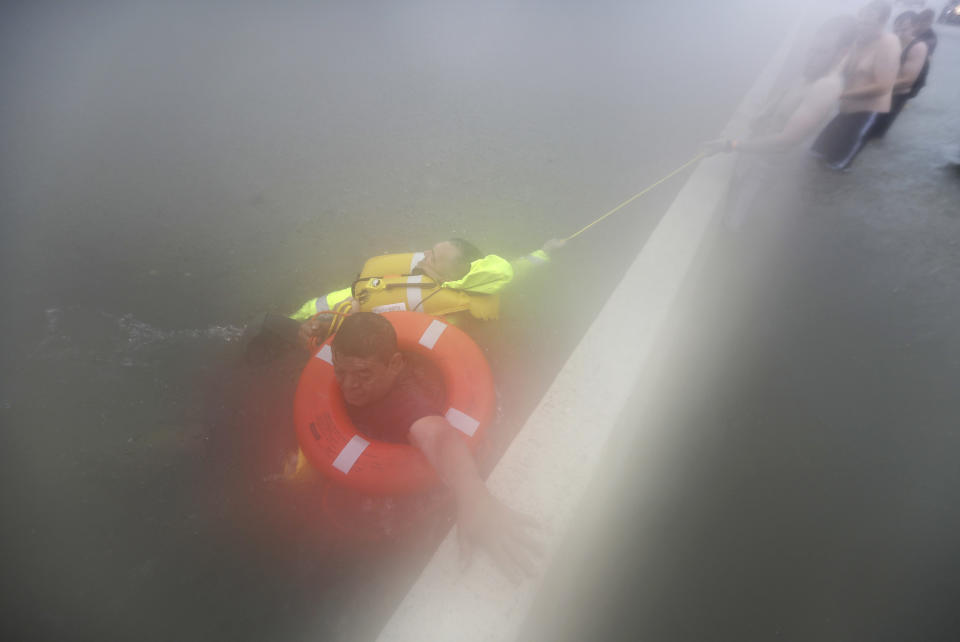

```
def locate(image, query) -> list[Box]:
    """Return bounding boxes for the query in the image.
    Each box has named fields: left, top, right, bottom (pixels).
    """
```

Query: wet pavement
left=520, top=21, right=960, bottom=642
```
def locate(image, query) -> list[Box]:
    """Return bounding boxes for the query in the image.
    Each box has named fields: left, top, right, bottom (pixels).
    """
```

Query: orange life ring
left=294, top=310, right=494, bottom=496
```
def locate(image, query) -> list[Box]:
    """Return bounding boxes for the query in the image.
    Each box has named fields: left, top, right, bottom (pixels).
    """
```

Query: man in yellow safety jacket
left=290, top=237, right=564, bottom=348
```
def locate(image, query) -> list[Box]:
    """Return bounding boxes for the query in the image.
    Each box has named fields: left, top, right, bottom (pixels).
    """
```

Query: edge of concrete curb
left=375, top=21, right=803, bottom=642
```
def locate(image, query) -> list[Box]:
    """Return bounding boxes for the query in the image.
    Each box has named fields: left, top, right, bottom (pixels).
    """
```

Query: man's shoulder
left=906, top=38, right=929, bottom=58
left=879, top=32, right=902, bottom=52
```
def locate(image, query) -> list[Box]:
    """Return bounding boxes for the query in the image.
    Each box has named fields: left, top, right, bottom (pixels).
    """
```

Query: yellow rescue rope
left=565, top=151, right=706, bottom=242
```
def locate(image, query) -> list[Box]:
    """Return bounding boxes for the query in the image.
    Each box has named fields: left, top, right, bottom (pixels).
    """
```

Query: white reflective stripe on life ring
left=406, top=275, right=423, bottom=311
left=315, top=344, right=333, bottom=364
left=409, top=252, right=425, bottom=273
left=332, top=434, right=370, bottom=474
left=418, top=319, right=447, bottom=350
left=445, top=407, right=480, bottom=437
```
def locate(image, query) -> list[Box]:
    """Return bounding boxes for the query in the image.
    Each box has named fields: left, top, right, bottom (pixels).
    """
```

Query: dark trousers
left=868, top=93, right=910, bottom=140
left=811, top=111, right=879, bottom=170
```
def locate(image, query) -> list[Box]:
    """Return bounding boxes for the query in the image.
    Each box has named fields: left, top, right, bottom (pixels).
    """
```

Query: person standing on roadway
left=868, top=9, right=935, bottom=139
left=704, top=15, right=859, bottom=156
left=701, top=16, right=858, bottom=226
left=810, top=0, right=901, bottom=170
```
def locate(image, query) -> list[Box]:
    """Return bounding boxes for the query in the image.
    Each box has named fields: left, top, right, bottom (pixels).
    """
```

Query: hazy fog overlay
left=2, top=1, right=795, bottom=640
left=518, top=4, right=960, bottom=642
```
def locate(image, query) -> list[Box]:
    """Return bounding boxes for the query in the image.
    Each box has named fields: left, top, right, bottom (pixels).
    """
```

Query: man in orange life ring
left=322, top=311, right=539, bottom=580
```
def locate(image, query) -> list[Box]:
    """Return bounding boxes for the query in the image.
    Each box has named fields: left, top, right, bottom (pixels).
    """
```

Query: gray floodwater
left=1, top=1, right=793, bottom=640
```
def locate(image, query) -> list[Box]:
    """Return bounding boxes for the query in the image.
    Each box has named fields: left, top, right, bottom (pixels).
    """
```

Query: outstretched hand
left=298, top=316, right=331, bottom=350
left=456, top=486, right=541, bottom=583
left=541, top=238, right=567, bottom=253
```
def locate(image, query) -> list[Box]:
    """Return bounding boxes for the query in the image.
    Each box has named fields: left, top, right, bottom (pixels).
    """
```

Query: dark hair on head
left=862, top=0, right=892, bottom=24
left=915, top=8, right=935, bottom=28
left=893, top=10, right=917, bottom=29
left=332, top=312, right=397, bottom=365
left=447, top=238, right=482, bottom=265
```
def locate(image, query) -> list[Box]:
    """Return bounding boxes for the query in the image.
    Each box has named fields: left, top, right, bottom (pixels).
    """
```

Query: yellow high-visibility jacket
left=290, top=248, right=551, bottom=322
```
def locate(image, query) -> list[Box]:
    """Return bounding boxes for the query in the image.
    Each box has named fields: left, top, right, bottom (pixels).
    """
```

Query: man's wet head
left=332, top=312, right=403, bottom=407
left=417, top=238, right=482, bottom=283
left=913, top=9, right=935, bottom=34
left=892, top=10, right=917, bottom=40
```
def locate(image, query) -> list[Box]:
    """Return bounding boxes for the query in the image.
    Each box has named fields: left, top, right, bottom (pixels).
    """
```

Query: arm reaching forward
left=409, top=416, right=540, bottom=581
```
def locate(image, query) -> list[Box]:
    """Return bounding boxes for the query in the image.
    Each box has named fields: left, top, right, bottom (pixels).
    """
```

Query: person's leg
left=868, top=94, right=909, bottom=140
left=868, top=112, right=893, bottom=140
left=825, top=112, right=879, bottom=171
left=811, top=113, right=851, bottom=160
